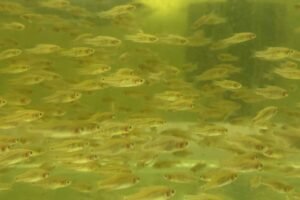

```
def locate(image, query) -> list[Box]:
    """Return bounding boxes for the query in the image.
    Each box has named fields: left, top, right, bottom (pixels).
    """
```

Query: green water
left=0, top=0, right=300, bottom=200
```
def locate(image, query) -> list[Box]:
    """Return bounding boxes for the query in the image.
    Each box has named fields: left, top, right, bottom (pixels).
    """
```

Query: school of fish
left=0, top=0, right=300, bottom=200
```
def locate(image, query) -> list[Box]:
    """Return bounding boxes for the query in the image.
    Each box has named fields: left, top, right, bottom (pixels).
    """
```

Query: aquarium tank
left=0, top=0, right=300, bottom=199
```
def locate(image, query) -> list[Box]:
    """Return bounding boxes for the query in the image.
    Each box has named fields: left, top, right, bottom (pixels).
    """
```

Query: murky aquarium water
left=0, top=0, right=300, bottom=199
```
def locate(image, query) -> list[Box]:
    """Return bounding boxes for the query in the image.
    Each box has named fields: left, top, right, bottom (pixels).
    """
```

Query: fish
left=187, top=30, right=211, bottom=47
left=70, top=79, right=108, bottom=92
left=0, top=109, right=44, bottom=126
left=9, top=74, right=45, bottom=85
left=273, top=65, right=300, bottom=80
left=98, top=4, right=136, bottom=19
left=126, top=117, right=166, bottom=129
left=62, top=162, right=101, bottom=173
left=124, top=185, right=175, bottom=200
left=83, top=35, right=122, bottom=47
left=190, top=161, right=207, bottom=173
left=0, top=49, right=22, bottom=60
left=115, top=68, right=137, bottom=76
left=34, top=69, right=62, bottom=81
left=70, top=181, right=95, bottom=193
left=192, top=13, right=226, bottom=29
left=184, top=193, right=224, bottom=200
left=213, top=79, right=242, bottom=90
left=94, top=122, right=133, bottom=138
left=252, top=106, right=278, bottom=125
left=190, top=124, right=227, bottom=137
left=255, top=47, right=295, bottom=61
left=0, top=2, right=26, bottom=15
left=48, top=139, right=89, bottom=153
left=0, top=182, right=12, bottom=191
left=222, top=32, right=256, bottom=44
left=30, top=121, right=100, bottom=138
left=143, top=136, right=189, bottom=152
left=61, top=47, right=95, bottom=57
left=77, top=63, right=111, bottom=75
left=159, top=34, right=189, bottom=45
left=250, top=176, right=294, bottom=193
left=20, top=12, right=44, bottom=23
left=163, top=172, right=196, bottom=183
left=200, top=170, right=238, bottom=190
left=0, top=143, right=12, bottom=153
left=290, top=50, right=300, bottom=61
left=26, top=44, right=62, bottom=54
left=0, top=149, right=35, bottom=167
left=154, top=91, right=184, bottom=102
left=101, top=75, right=145, bottom=88
left=255, top=85, right=288, bottom=99
left=52, top=152, right=99, bottom=164
left=35, top=176, right=72, bottom=190
left=43, top=90, right=82, bottom=103
left=0, top=97, right=7, bottom=108
left=0, top=63, right=30, bottom=74
left=4, top=93, right=31, bottom=106
left=125, top=31, right=158, bottom=43
left=217, top=53, right=239, bottom=62
left=211, top=32, right=256, bottom=50
left=225, top=158, right=263, bottom=173
left=2, top=22, right=25, bottom=31
left=97, top=173, right=139, bottom=190
left=85, top=111, right=115, bottom=122
left=196, top=64, right=240, bottom=81
left=152, top=159, right=182, bottom=169
left=39, top=0, right=70, bottom=9
left=15, top=169, right=50, bottom=183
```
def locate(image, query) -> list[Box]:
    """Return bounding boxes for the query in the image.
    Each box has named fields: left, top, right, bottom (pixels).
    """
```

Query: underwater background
left=0, top=0, right=300, bottom=200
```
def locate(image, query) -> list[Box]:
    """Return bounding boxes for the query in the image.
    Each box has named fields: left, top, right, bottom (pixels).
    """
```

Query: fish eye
left=125, top=125, right=133, bottom=131
left=0, top=146, right=8, bottom=152
left=150, top=37, right=157, bottom=41
left=127, top=5, right=136, bottom=11
left=178, top=141, right=188, bottom=148
left=255, top=145, right=264, bottom=150
left=63, top=180, right=71, bottom=185
left=34, top=76, right=42, bottom=81
left=74, top=127, right=84, bottom=133
left=166, top=189, right=175, bottom=197
left=25, top=150, right=33, bottom=157
left=135, top=79, right=144, bottom=84
left=183, top=141, right=189, bottom=147
left=284, top=187, right=292, bottom=192
left=231, top=174, right=238, bottom=180
left=71, top=92, right=80, bottom=99
left=288, top=50, right=295, bottom=55
left=91, top=155, right=98, bottom=160
left=95, top=125, right=100, bottom=130
left=0, top=99, right=7, bottom=105
left=282, top=91, right=288, bottom=96
left=133, top=177, right=140, bottom=183
left=43, top=173, right=49, bottom=178
left=88, top=49, right=95, bottom=54
left=111, top=40, right=120, bottom=45
left=181, top=39, right=187, bottom=44
left=14, top=50, right=21, bottom=55
left=16, top=25, right=24, bottom=30
left=164, top=174, right=171, bottom=179
left=20, top=97, right=29, bottom=104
